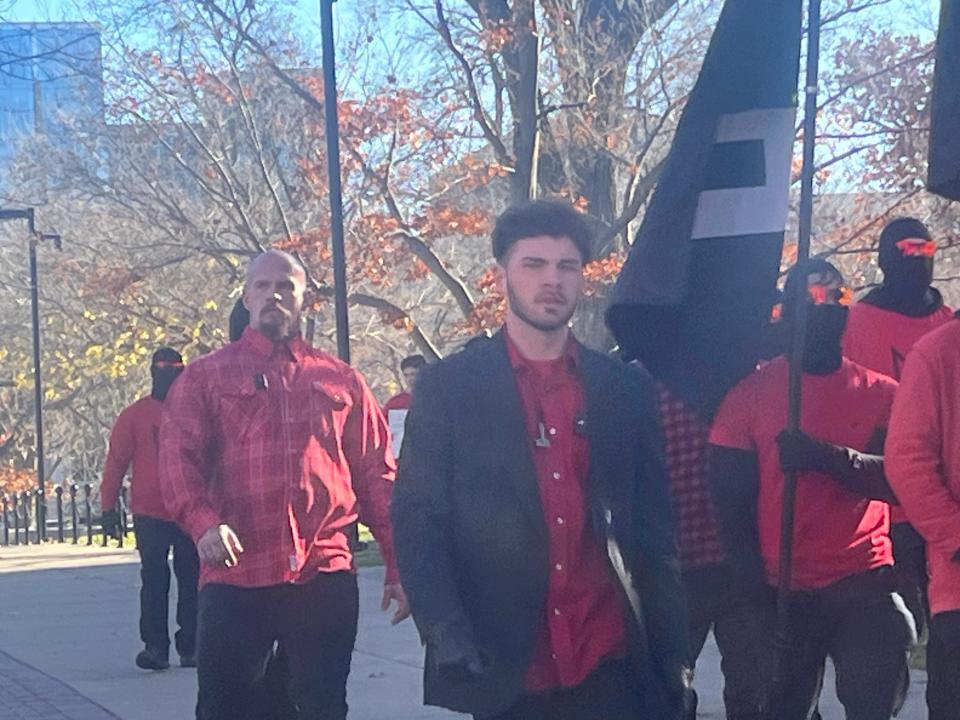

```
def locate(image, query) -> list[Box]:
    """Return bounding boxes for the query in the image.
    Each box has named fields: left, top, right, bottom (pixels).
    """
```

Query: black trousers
left=891, top=522, right=929, bottom=642
left=928, top=610, right=960, bottom=720
left=477, top=659, right=642, bottom=720
left=196, top=571, right=359, bottom=720
left=685, top=564, right=768, bottom=720
left=772, top=570, right=914, bottom=720
left=134, top=514, right=199, bottom=656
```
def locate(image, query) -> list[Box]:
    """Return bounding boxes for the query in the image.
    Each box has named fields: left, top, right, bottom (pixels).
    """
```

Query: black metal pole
left=772, top=0, right=822, bottom=713
left=28, top=237, right=47, bottom=540
left=320, top=0, right=351, bottom=364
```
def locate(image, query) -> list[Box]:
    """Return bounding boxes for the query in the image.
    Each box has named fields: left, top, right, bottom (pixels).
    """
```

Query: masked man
left=101, top=347, right=198, bottom=671
left=843, top=217, right=954, bottom=641
left=710, top=260, right=914, bottom=720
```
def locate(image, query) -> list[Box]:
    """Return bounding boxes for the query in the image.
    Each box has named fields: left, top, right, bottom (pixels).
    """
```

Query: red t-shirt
left=710, top=357, right=896, bottom=590
left=505, top=332, right=627, bottom=691
left=384, top=392, right=412, bottom=458
left=843, top=301, right=954, bottom=523
left=384, top=391, right=411, bottom=413
left=843, top=302, right=954, bottom=382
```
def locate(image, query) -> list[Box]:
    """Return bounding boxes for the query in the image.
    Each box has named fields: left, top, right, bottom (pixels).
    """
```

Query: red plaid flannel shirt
left=657, top=385, right=726, bottom=569
left=159, top=327, right=398, bottom=589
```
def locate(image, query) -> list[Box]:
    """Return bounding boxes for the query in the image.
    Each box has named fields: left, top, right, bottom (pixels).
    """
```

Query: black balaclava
left=782, top=259, right=848, bottom=376
left=865, top=217, right=942, bottom=317
left=151, top=347, right=184, bottom=401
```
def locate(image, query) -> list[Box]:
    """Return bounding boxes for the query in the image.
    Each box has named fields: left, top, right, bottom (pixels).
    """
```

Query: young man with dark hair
left=843, top=217, right=954, bottom=642
left=887, top=312, right=960, bottom=720
left=384, top=355, right=427, bottom=458
left=710, top=259, right=914, bottom=720
left=392, top=199, right=691, bottom=720
left=101, top=347, right=199, bottom=671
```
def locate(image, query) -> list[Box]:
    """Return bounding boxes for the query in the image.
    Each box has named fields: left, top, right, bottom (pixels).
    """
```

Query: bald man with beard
left=160, top=250, right=409, bottom=720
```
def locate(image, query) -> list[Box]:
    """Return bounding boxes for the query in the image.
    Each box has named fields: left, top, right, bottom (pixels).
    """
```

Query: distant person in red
left=100, top=347, right=198, bottom=672
left=710, top=259, right=914, bottom=720
left=383, top=355, right=426, bottom=458
left=843, top=217, right=954, bottom=643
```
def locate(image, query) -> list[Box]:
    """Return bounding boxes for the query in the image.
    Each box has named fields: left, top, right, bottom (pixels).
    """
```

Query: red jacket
left=887, top=318, right=960, bottom=615
left=101, top=396, right=170, bottom=520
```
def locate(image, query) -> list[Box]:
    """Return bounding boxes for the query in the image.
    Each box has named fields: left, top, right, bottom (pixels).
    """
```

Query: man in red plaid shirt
left=658, top=383, right=767, bottom=720
left=159, top=249, right=409, bottom=720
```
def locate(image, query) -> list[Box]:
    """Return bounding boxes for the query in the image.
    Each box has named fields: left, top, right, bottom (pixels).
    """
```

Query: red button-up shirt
left=505, top=332, right=627, bottom=691
left=159, top=327, right=398, bottom=589
left=101, top=396, right=170, bottom=520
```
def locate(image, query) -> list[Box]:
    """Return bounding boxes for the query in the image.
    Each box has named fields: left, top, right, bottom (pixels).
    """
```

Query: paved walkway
left=0, top=544, right=929, bottom=719
left=0, top=650, right=119, bottom=720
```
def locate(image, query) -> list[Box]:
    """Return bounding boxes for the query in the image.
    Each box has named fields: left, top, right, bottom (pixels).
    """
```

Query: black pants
left=928, top=610, right=960, bottom=720
left=686, top=564, right=768, bottom=720
left=772, top=570, right=914, bottom=720
left=134, top=514, right=199, bottom=657
left=477, top=659, right=642, bottom=720
left=196, top=571, right=359, bottom=720
left=891, top=522, right=929, bottom=642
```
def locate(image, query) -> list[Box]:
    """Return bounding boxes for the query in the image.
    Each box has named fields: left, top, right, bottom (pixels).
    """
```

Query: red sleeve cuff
left=184, top=506, right=222, bottom=544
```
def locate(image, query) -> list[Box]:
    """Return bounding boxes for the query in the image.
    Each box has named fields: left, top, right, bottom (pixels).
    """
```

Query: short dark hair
left=400, top=355, right=427, bottom=372
left=491, top=200, right=593, bottom=264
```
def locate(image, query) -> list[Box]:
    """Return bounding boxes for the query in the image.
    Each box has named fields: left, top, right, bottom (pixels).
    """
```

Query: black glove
left=776, top=429, right=838, bottom=474
left=101, top=509, right=122, bottom=540
left=425, top=618, right=484, bottom=683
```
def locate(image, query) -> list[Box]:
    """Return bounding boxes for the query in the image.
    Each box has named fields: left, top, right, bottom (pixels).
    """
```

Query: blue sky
left=1, top=0, right=943, bottom=34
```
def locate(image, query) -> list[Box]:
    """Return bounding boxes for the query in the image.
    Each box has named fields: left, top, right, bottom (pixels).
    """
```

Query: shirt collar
left=240, top=326, right=309, bottom=363
left=503, top=326, right=580, bottom=373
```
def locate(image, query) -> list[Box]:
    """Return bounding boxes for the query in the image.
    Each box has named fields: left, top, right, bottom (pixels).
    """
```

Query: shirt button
left=555, top=563, right=563, bottom=571
left=553, top=607, right=561, bottom=616
left=549, top=427, right=557, bottom=436
left=552, top=471, right=561, bottom=480
left=556, top=517, right=564, bottom=525
left=551, top=653, right=558, bottom=660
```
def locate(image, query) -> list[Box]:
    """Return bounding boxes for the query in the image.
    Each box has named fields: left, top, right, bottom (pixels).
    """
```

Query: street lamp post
left=0, top=208, right=61, bottom=540
left=320, top=0, right=350, bottom=364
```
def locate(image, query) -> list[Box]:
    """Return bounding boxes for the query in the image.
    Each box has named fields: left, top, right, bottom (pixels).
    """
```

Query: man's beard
left=505, top=280, right=576, bottom=332
left=259, top=308, right=297, bottom=340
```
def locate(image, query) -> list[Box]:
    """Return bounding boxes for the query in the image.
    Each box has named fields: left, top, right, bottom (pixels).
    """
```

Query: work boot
left=135, top=647, right=170, bottom=671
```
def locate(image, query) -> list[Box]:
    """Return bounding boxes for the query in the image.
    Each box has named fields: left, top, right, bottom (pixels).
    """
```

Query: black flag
left=607, top=0, right=803, bottom=416
left=929, top=0, right=960, bottom=200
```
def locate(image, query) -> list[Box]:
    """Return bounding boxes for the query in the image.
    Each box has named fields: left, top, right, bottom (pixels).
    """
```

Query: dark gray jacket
left=391, top=331, right=690, bottom=717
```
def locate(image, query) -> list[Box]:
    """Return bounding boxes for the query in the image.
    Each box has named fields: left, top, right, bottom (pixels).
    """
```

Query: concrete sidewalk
left=0, top=544, right=928, bottom=719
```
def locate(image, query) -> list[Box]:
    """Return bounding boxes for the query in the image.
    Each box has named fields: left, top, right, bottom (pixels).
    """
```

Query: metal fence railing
left=0, top=484, right=132, bottom=547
